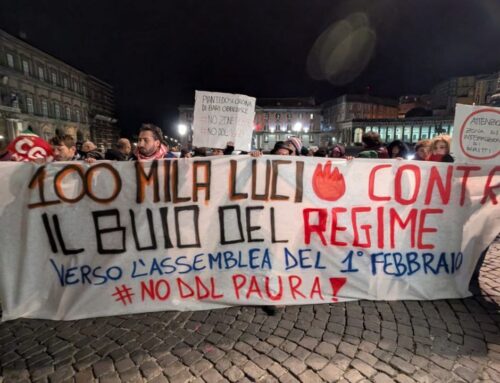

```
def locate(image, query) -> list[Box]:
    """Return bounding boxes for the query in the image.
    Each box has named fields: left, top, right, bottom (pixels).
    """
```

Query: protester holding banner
left=223, top=141, right=235, bottom=155
left=358, top=131, right=389, bottom=158
left=81, top=140, right=104, bottom=162
left=329, top=144, right=346, bottom=158
left=210, top=148, right=224, bottom=156
left=130, top=123, right=176, bottom=161
left=180, top=148, right=192, bottom=158
left=286, top=136, right=304, bottom=156
left=49, top=135, right=80, bottom=162
left=270, top=141, right=294, bottom=155
left=387, top=140, right=410, bottom=159
left=105, top=138, right=132, bottom=161
left=429, top=134, right=454, bottom=162
left=414, top=139, right=432, bottom=161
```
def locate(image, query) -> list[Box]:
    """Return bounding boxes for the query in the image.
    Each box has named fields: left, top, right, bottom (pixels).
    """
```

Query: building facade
left=321, top=95, right=399, bottom=145
left=474, top=72, right=499, bottom=105
left=179, top=95, right=438, bottom=149
left=0, top=29, right=118, bottom=150
left=88, top=76, right=118, bottom=150
left=430, top=75, right=476, bottom=114
left=339, top=116, right=454, bottom=145
left=252, top=98, right=322, bottom=150
left=398, top=94, right=432, bottom=117
left=178, top=97, right=323, bottom=150
left=490, top=72, right=500, bottom=107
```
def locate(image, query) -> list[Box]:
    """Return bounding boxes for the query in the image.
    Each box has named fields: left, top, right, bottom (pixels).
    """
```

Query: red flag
left=6, top=135, right=54, bottom=162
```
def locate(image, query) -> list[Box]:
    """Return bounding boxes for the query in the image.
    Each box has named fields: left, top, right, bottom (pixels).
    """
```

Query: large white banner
left=451, top=104, right=500, bottom=164
left=192, top=90, right=256, bottom=151
left=0, top=158, right=499, bottom=321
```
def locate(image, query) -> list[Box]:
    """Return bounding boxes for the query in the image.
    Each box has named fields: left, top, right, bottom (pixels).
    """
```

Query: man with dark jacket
left=105, top=138, right=132, bottom=161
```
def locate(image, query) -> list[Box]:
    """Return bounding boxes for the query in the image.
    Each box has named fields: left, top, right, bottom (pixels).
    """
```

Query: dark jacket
left=359, top=146, right=389, bottom=159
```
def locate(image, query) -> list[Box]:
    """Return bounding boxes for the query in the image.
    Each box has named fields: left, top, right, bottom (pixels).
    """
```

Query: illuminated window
left=412, top=126, right=420, bottom=143
left=26, top=96, right=34, bottom=114
left=6, top=53, right=14, bottom=68
left=403, top=127, right=411, bottom=141
left=386, top=127, right=394, bottom=141
left=22, top=60, right=30, bottom=76
left=41, top=100, right=48, bottom=117
left=395, top=126, right=403, bottom=140
left=54, top=103, right=60, bottom=119
left=38, top=67, right=44, bottom=80
left=379, top=127, right=387, bottom=142
left=421, top=126, right=429, bottom=139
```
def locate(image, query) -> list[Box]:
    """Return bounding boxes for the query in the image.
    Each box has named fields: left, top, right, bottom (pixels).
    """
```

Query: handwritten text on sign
left=452, top=103, right=500, bottom=163
left=0, top=158, right=498, bottom=320
left=192, top=91, right=256, bottom=151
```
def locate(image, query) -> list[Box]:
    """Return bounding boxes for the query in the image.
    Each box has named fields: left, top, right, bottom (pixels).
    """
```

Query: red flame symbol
left=312, top=161, right=346, bottom=201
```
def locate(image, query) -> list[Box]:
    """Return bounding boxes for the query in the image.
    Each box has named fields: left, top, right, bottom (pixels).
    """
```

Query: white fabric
left=0, top=157, right=498, bottom=321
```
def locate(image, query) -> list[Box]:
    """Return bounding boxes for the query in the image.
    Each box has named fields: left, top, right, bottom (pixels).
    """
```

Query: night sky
left=1, top=0, right=499, bottom=138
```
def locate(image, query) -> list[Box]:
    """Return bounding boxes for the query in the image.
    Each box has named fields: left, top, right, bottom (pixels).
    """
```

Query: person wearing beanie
left=286, top=136, right=303, bottom=156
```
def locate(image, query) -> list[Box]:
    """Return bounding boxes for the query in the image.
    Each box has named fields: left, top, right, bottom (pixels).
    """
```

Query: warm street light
left=178, top=124, right=187, bottom=135
left=293, top=122, right=302, bottom=132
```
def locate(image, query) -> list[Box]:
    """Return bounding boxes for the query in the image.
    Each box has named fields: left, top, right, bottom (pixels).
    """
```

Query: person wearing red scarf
left=131, top=123, right=176, bottom=161
left=429, top=134, right=454, bottom=163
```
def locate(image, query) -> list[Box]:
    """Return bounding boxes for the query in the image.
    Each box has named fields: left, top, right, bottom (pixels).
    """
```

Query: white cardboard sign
left=451, top=104, right=500, bottom=164
left=192, top=91, right=256, bottom=151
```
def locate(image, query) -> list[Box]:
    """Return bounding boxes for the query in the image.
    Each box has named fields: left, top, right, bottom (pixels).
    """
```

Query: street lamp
left=293, top=122, right=302, bottom=132
left=178, top=124, right=187, bottom=136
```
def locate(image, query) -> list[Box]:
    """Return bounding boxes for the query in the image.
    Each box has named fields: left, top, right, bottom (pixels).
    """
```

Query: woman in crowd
left=270, top=141, right=294, bottom=155
left=286, top=136, right=303, bottom=156
left=414, top=139, right=432, bottom=161
left=429, top=134, right=454, bottom=162
left=387, top=140, right=409, bottom=159
left=329, top=144, right=346, bottom=158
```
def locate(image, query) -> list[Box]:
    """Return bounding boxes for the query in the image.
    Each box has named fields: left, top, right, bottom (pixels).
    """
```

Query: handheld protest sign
left=192, top=90, right=256, bottom=152
left=451, top=104, right=500, bottom=164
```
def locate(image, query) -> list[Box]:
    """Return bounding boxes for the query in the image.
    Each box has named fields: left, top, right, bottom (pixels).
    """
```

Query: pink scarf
left=135, top=144, right=168, bottom=161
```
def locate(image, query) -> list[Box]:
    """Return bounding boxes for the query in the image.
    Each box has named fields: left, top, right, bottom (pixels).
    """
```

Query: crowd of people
left=0, top=122, right=455, bottom=165
left=0, top=123, right=487, bottom=317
